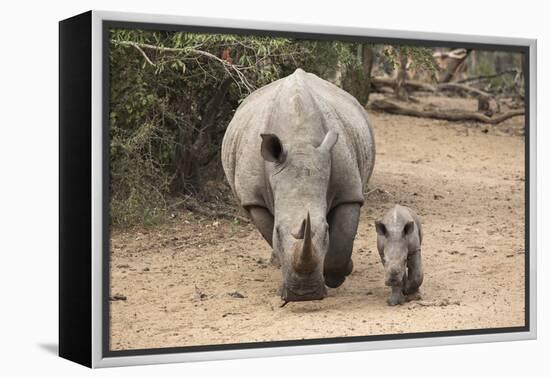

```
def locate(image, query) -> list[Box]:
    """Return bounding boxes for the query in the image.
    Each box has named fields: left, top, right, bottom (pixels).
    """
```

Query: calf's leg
left=324, top=203, right=361, bottom=288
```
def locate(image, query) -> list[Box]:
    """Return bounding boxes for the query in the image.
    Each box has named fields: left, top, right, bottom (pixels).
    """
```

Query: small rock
left=194, top=285, right=207, bottom=300
left=109, top=294, right=127, bottom=301
left=228, top=291, right=245, bottom=299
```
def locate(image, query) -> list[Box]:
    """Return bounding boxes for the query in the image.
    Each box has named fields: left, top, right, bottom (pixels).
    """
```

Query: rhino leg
left=388, top=285, right=406, bottom=306
left=247, top=206, right=280, bottom=267
left=404, top=250, right=423, bottom=295
left=324, top=203, right=360, bottom=288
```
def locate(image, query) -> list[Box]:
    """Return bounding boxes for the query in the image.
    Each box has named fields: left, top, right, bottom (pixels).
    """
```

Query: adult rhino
left=221, top=68, right=375, bottom=302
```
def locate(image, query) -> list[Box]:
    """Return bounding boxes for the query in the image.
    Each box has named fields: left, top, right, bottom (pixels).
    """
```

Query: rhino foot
left=324, top=273, right=346, bottom=288
left=405, top=290, right=422, bottom=302
left=324, top=259, right=353, bottom=288
left=387, top=294, right=406, bottom=306
left=387, top=287, right=406, bottom=306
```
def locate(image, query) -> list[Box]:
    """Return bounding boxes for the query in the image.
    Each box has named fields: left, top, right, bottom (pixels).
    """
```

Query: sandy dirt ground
left=109, top=96, right=526, bottom=351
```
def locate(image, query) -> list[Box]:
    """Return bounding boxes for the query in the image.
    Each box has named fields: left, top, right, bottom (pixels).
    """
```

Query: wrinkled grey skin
left=375, top=204, right=423, bottom=306
left=221, top=69, right=375, bottom=302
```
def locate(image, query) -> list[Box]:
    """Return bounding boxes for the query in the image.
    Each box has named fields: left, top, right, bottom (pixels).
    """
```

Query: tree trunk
left=439, top=49, right=471, bottom=83
left=361, top=44, right=375, bottom=104
left=342, top=44, right=374, bottom=106
left=177, top=119, right=198, bottom=193
left=394, top=48, right=409, bottom=101
left=175, top=77, right=232, bottom=194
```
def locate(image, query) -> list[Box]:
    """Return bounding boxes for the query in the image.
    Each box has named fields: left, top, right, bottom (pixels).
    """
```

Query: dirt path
left=110, top=97, right=525, bottom=351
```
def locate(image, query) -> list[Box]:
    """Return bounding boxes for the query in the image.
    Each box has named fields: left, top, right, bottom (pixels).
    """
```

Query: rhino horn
left=293, top=212, right=316, bottom=274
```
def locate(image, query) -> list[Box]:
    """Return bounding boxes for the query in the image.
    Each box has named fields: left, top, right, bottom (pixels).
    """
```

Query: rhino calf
left=375, top=204, right=423, bottom=306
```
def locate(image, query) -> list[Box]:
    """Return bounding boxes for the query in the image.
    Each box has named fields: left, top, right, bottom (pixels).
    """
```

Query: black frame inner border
left=102, top=19, right=531, bottom=358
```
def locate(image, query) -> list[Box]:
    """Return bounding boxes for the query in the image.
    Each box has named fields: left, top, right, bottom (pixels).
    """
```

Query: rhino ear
left=260, top=134, right=286, bottom=163
left=318, top=131, right=338, bottom=153
left=375, top=221, right=386, bottom=236
left=404, top=221, right=415, bottom=236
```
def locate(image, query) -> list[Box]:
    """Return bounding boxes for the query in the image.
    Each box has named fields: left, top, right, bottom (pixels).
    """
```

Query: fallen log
left=371, top=77, right=494, bottom=112
left=371, top=77, right=436, bottom=93
left=176, top=197, right=250, bottom=223
left=369, top=99, right=524, bottom=125
left=437, top=82, right=492, bottom=111
left=437, top=82, right=490, bottom=99
left=187, top=204, right=250, bottom=223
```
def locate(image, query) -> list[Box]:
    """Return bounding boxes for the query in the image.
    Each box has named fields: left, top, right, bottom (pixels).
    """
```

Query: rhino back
left=221, top=69, right=375, bottom=212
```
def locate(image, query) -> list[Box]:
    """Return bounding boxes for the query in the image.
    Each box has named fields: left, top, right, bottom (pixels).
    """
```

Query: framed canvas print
left=59, top=10, right=537, bottom=368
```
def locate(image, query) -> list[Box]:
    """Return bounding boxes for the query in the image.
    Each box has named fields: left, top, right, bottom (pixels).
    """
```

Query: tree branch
left=111, top=39, right=255, bottom=92
left=456, top=69, right=519, bottom=84
left=119, top=41, right=156, bottom=67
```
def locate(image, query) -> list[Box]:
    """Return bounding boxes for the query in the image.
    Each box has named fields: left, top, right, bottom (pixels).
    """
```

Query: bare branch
left=117, top=40, right=156, bottom=67
left=369, top=99, right=524, bottom=125
left=111, top=39, right=256, bottom=92
left=456, top=69, right=519, bottom=84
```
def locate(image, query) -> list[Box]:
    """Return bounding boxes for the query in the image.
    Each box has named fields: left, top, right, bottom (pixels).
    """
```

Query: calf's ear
left=375, top=221, right=386, bottom=236
left=260, top=134, right=286, bottom=163
left=404, top=221, right=415, bottom=236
